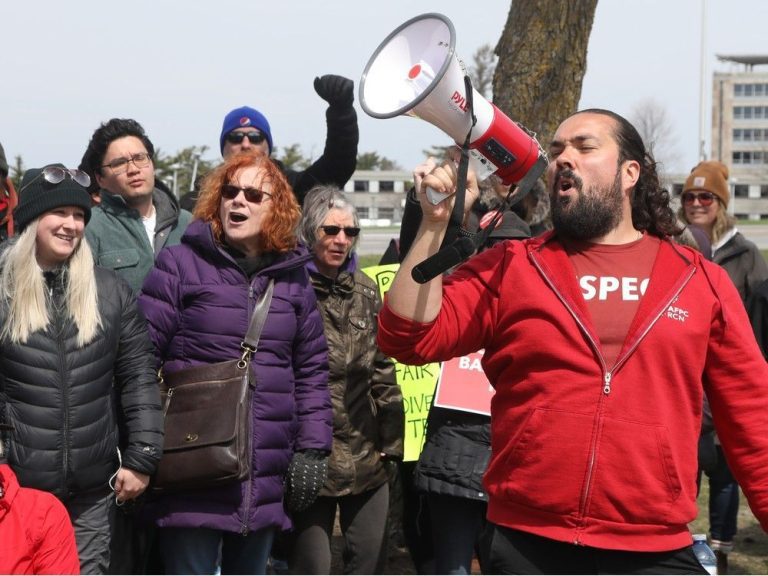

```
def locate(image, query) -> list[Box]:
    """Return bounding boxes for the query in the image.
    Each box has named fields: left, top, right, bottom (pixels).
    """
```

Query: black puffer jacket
left=414, top=407, right=491, bottom=500
left=0, top=266, right=163, bottom=500
left=310, top=268, right=403, bottom=497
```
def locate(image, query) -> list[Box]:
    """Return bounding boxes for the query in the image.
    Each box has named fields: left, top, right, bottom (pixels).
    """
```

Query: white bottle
left=692, top=533, right=718, bottom=575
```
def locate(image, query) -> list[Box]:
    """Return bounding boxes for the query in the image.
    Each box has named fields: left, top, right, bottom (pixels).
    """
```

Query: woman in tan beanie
left=679, top=160, right=768, bottom=301
left=679, top=159, right=768, bottom=573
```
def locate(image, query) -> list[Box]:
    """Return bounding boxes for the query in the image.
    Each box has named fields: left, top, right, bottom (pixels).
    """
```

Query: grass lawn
left=690, top=481, right=768, bottom=574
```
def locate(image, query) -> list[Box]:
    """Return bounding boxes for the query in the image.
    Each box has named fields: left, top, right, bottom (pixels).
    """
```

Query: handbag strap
left=241, top=279, right=274, bottom=356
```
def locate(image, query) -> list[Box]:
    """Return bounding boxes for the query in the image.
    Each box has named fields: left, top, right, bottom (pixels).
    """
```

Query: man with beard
left=377, top=109, right=768, bottom=574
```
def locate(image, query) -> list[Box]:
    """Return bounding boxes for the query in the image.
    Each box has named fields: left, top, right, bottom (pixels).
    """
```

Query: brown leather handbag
left=152, top=280, right=274, bottom=492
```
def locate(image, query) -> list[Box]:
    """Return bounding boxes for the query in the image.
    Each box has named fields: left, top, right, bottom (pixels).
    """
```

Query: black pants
left=479, top=523, right=708, bottom=575
left=289, top=483, right=390, bottom=574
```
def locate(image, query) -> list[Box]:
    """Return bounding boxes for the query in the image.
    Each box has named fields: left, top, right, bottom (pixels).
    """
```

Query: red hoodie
left=378, top=233, right=768, bottom=551
left=0, top=464, right=80, bottom=574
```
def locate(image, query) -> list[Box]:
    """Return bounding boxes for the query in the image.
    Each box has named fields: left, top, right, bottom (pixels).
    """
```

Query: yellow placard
left=363, top=263, right=439, bottom=461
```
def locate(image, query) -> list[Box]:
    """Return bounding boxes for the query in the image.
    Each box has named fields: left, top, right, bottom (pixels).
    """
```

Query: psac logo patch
left=666, top=304, right=690, bottom=323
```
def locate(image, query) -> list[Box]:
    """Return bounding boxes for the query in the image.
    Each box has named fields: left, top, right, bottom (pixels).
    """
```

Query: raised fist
left=313, top=74, right=354, bottom=108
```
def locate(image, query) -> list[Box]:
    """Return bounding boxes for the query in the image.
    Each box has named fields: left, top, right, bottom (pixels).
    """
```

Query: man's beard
left=551, top=169, right=624, bottom=241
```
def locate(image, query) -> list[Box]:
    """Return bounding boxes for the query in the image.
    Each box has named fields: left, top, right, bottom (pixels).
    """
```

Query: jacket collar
left=182, top=219, right=312, bottom=275
left=98, top=180, right=181, bottom=229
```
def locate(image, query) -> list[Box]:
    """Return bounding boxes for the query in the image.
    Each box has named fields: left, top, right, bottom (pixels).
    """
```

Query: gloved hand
left=284, top=449, right=329, bottom=513
left=314, top=74, right=354, bottom=108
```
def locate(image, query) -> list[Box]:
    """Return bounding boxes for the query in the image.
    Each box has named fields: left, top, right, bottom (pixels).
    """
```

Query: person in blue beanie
left=181, top=75, right=359, bottom=211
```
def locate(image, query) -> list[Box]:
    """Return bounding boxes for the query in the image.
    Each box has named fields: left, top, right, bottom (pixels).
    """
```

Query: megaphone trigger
left=425, top=186, right=454, bottom=205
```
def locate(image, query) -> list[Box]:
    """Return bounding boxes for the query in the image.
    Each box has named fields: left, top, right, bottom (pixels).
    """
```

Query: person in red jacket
left=0, top=425, right=79, bottom=574
left=377, top=108, right=768, bottom=574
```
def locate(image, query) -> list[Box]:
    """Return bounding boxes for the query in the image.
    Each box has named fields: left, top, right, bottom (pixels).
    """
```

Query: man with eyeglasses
left=80, top=118, right=192, bottom=294
left=181, top=74, right=358, bottom=211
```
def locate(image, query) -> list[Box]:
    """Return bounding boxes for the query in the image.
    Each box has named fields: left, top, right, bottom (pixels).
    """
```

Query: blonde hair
left=0, top=221, right=101, bottom=346
left=677, top=203, right=736, bottom=245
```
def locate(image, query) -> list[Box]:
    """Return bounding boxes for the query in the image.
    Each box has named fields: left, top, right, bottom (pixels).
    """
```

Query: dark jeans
left=427, top=493, right=486, bottom=575
left=289, top=482, right=390, bottom=574
left=479, top=523, right=708, bottom=575
left=159, top=525, right=274, bottom=575
left=703, top=445, right=739, bottom=543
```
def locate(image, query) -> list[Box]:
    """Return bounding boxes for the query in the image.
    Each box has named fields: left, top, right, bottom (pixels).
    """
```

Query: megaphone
left=359, top=12, right=544, bottom=188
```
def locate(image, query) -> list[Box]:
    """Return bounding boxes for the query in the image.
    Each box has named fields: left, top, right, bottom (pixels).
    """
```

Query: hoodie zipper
left=530, top=250, right=697, bottom=543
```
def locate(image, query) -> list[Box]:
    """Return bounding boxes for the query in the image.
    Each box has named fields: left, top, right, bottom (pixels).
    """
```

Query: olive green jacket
left=85, top=183, right=192, bottom=294
left=309, top=267, right=404, bottom=497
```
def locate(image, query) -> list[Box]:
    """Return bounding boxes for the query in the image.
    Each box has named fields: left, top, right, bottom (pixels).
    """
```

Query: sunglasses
left=225, top=131, right=266, bottom=145
left=101, top=152, right=152, bottom=175
left=221, top=184, right=271, bottom=204
left=21, top=165, right=91, bottom=192
left=681, top=191, right=718, bottom=207
left=320, top=225, right=361, bottom=238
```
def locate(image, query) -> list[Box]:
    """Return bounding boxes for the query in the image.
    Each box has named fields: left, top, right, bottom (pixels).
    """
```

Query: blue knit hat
left=219, top=106, right=273, bottom=155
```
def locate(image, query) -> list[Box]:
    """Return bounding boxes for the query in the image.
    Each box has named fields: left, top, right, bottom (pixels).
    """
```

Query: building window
left=379, top=180, right=395, bottom=192
left=738, top=128, right=768, bottom=142
left=760, top=185, right=768, bottom=198
left=672, top=183, right=684, bottom=196
left=378, top=207, right=395, bottom=220
left=733, top=151, right=767, bottom=165
left=353, top=180, right=369, bottom=192
left=357, top=207, right=369, bottom=219
left=734, top=106, right=768, bottom=120
left=734, top=184, right=749, bottom=198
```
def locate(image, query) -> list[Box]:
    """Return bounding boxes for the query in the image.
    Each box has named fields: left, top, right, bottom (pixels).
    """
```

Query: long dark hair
left=579, top=109, right=682, bottom=238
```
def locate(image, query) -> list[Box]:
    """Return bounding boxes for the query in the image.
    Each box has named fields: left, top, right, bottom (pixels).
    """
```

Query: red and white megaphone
left=360, top=13, right=545, bottom=191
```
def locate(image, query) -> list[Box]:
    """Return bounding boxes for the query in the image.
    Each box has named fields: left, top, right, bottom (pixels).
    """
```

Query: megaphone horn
left=360, top=12, right=545, bottom=186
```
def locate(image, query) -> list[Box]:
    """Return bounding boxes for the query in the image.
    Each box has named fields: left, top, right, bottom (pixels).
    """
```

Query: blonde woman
left=0, top=164, right=162, bottom=574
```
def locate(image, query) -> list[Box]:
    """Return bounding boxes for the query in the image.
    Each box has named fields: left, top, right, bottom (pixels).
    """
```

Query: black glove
left=284, top=449, right=329, bottom=513
left=313, top=74, right=354, bottom=108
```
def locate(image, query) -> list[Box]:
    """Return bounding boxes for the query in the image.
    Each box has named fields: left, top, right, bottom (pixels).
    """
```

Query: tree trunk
left=493, top=0, right=598, bottom=151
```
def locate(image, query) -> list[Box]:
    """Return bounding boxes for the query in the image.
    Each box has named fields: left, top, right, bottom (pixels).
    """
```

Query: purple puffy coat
left=138, top=219, right=332, bottom=533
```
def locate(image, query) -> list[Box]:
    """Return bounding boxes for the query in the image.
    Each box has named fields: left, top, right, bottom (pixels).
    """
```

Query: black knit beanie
left=14, top=164, right=92, bottom=233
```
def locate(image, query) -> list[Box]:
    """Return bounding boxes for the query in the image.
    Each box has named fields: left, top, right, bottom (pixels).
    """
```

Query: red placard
left=433, top=349, right=493, bottom=416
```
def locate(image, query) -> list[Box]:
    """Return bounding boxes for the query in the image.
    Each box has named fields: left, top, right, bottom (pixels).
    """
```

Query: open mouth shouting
left=228, top=211, right=250, bottom=225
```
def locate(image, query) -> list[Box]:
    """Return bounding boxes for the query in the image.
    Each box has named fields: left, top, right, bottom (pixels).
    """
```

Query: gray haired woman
left=290, top=186, right=404, bottom=574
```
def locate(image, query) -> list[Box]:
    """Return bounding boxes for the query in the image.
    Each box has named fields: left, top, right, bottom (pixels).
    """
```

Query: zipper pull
left=163, top=388, right=174, bottom=417
left=603, top=372, right=612, bottom=395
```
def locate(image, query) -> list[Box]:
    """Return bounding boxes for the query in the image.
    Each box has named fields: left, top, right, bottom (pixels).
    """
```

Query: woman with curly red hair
left=139, top=152, right=332, bottom=575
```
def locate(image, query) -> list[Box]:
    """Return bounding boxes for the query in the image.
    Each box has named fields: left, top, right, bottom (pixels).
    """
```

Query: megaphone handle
left=472, top=154, right=548, bottom=249
left=411, top=236, right=477, bottom=284
left=443, top=75, right=477, bottom=248
left=411, top=154, right=548, bottom=284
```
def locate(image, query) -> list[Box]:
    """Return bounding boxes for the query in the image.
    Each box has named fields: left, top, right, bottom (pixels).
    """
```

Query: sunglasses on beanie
left=20, top=165, right=91, bottom=192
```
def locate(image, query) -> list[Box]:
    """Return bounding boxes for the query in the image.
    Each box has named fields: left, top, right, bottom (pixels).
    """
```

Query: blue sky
left=1, top=0, right=763, bottom=177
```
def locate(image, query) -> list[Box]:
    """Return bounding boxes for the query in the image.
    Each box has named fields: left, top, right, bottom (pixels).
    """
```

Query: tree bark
left=493, top=0, right=598, bottom=151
